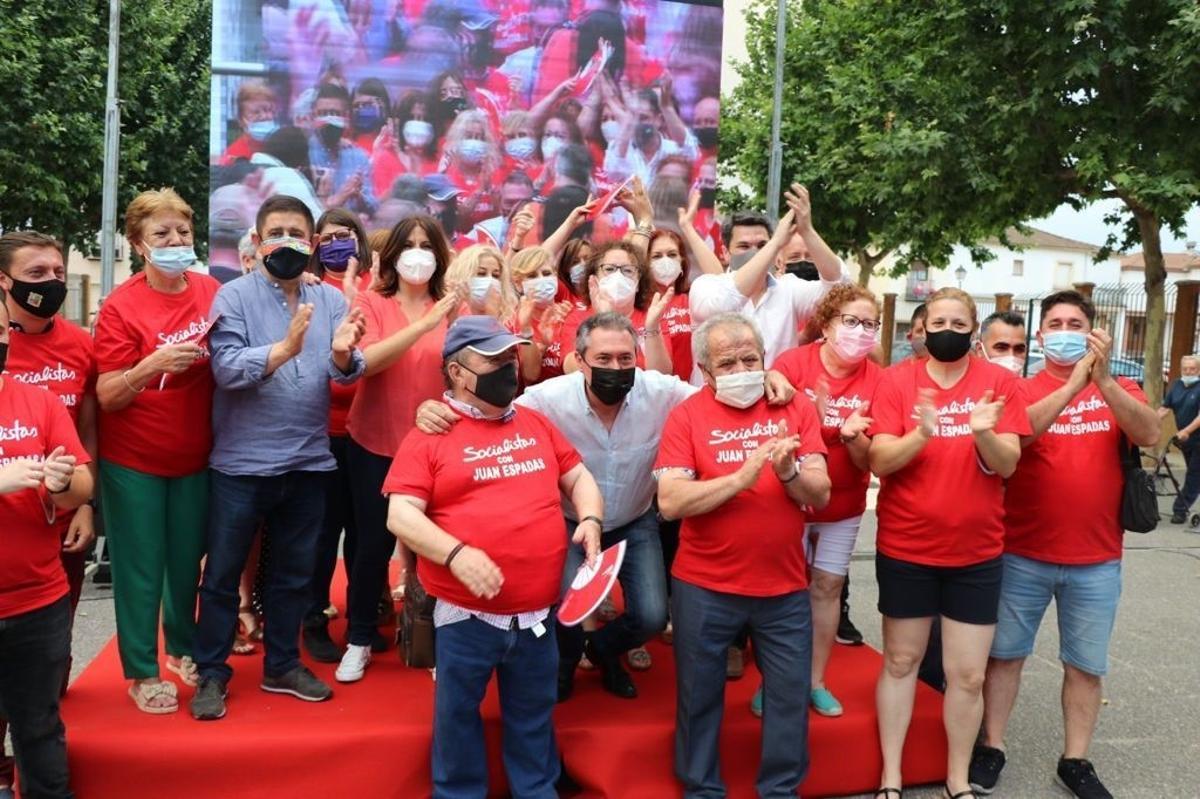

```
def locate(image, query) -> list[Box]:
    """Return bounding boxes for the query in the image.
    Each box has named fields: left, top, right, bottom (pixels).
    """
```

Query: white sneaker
left=335, top=644, right=371, bottom=683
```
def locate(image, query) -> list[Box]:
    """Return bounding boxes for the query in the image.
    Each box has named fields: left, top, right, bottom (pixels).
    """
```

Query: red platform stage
left=61, top=595, right=946, bottom=798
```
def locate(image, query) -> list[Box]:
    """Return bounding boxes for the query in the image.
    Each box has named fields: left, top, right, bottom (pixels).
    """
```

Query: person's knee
left=810, top=571, right=844, bottom=602
left=1063, top=661, right=1103, bottom=687
left=946, top=664, right=987, bottom=694
left=883, top=647, right=923, bottom=679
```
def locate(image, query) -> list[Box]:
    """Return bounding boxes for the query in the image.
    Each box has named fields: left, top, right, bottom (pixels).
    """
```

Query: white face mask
left=398, top=248, right=437, bottom=284
left=541, top=136, right=565, bottom=160
left=403, top=119, right=434, bottom=148
left=830, top=325, right=877, bottom=363
left=985, top=352, right=1024, bottom=374
left=601, top=120, right=622, bottom=142
left=598, top=272, right=637, bottom=309
left=569, top=262, right=587, bottom=287
left=524, top=275, right=558, bottom=304
left=469, top=276, right=499, bottom=306
left=650, top=256, right=682, bottom=286
left=505, top=136, right=537, bottom=160
left=713, top=370, right=766, bottom=409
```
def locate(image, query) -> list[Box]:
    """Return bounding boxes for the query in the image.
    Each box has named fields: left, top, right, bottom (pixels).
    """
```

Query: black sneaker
left=261, top=665, right=333, bottom=702
left=968, top=744, right=1005, bottom=794
left=1170, top=511, right=1187, bottom=524
left=302, top=620, right=341, bottom=663
left=370, top=628, right=393, bottom=654
left=556, top=660, right=577, bottom=703
left=1056, top=757, right=1113, bottom=799
left=836, top=609, right=864, bottom=646
left=584, top=639, right=637, bottom=699
left=190, top=676, right=228, bottom=721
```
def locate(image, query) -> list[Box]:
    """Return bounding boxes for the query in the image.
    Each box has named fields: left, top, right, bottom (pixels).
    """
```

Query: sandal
left=661, top=621, right=673, bottom=645
left=239, top=606, right=263, bottom=642
left=626, top=646, right=652, bottom=671
left=234, top=608, right=259, bottom=654
left=874, top=789, right=902, bottom=798
left=165, top=655, right=199, bottom=687
left=129, top=679, right=178, bottom=714
left=943, top=787, right=976, bottom=799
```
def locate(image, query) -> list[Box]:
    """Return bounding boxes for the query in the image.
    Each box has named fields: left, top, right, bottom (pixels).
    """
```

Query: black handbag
left=1119, top=435, right=1159, bottom=533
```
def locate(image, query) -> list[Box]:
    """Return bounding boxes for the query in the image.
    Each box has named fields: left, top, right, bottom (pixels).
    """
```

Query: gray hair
left=694, top=312, right=765, bottom=369
left=575, top=311, right=638, bottom=357
left=1182, top=355, right=1200, bottom=366
left=237, top=229, right=257, bottom=259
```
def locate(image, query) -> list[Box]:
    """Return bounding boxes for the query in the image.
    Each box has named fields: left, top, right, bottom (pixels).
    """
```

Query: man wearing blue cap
left=384, top=315, right=604, bottom=799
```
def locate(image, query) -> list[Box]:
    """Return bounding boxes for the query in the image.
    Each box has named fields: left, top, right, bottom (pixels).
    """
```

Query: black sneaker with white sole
left=835, top=609, right=864, bottom=646
left=261, top=665, right=333, bottom=702
left=190, top=676, right=228, bottom=721
left=1056, top=757, right=1113, bottom=799
left=967, top=744, right=1005, bottom=794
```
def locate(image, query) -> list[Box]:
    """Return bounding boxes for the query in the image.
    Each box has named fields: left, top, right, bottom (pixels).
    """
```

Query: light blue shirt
left=308, top=136, right=378, bottom=215
left=517, top=369, right=696, bottom=529
left=208, top=270, right=365, bottom=476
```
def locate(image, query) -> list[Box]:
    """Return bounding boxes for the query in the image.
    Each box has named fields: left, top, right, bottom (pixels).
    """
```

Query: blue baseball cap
left=443, top=315, right=530, bottom=360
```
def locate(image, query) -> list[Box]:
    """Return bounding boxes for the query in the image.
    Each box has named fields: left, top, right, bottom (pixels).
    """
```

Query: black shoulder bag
left=1119, top=435, right=1159, bottom=533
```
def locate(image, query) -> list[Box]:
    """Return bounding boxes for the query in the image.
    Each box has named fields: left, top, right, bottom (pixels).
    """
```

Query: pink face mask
left=831, top=325, right=878, bottom=362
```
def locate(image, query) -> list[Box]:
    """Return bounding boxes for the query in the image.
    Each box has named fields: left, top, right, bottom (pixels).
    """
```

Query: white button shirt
left=517, top=369, right=697, bottom=530
left=688, top=270, right=848, bottom=376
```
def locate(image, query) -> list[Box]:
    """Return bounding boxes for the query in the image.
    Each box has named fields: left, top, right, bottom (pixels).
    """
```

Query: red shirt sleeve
left=381, top=430, right=436, bottom=502
left=92, top=297, right=140, bottom=372
left=654, top=402, right=697, bottom=473
left=771, top=348, right=803, bottom=388
left=1118, top=376, right=1149, bottom=405
left=793, top=399, right=828, bottom=459
left=869, top=368, right=907, bottom=437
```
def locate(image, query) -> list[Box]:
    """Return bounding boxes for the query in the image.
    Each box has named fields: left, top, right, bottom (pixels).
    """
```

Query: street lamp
left=955, top=265, right=967, bottom=289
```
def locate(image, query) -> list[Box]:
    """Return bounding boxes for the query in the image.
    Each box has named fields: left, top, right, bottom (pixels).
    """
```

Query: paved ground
left=66, top=491, right=1199, bottom=799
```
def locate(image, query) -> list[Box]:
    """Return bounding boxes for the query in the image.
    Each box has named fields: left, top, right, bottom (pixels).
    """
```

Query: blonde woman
left=509, top=246, right=575, bottom=383
left=441, top=110, right=502, bottom=232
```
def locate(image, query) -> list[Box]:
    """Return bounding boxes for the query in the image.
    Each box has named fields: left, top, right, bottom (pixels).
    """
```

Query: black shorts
left=876, top=552, right=1003, bottom=625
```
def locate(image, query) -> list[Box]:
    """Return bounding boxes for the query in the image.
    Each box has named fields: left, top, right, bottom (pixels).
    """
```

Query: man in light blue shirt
left=308, top=83, right=378, bottom=216
left=192, top=195, right=366, bottom=721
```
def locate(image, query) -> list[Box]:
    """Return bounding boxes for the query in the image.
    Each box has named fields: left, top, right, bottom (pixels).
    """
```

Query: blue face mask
left=1183, top=375, right=1199, bottom=387
left=148, top=245, right=196, bottom=274
left=1042, top=331, right=1088, bottom=365
left=246, top=120, right=278, bottom=141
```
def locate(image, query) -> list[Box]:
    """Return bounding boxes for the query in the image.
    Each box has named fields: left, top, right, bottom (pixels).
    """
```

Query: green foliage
left=0, top=1, right=211, bottom=254
left=721, top=0, right=1200, bottom=280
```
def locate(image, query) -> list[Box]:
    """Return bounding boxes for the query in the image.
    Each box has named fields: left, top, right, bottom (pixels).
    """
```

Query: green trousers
left=99, top=460, right=208, bottom=680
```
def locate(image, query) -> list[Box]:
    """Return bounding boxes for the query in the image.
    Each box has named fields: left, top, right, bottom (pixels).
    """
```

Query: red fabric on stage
left=60, top=571, right=946, bottom=798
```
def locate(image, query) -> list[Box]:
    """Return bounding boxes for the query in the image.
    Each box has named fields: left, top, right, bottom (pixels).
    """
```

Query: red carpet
left=61, top=579, right=946, bottom=798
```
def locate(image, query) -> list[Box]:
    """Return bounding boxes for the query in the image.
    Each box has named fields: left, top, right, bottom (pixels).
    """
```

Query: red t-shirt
left=774, top=343, right=882, bottom=523
left=219, top=134, right=262, bottom=166
left=1004, top=373, right=1146, bottom=564
left=870, top=357, right=1031, bottom=567
left=0, top=379, right=92, bottom=618
left=658, top=292, right=693, bottom=381
left=5, top=320, right=96, bottom=424
left=382, top=407, right=582, bottom=614
left=654, top=391, right=827, bottom=596
left=93, top=272, right=220, bottom=477
left=347, top=290, right=447, bottom=457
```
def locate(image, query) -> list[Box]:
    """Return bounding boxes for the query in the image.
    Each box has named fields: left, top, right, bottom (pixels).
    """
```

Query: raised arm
left=730, top=209, right=795, bottom=299
left=784, top=183, right=842, bottom=282
left=1090, top=330, right=1161, bottom=447
left=677, top=192, right=724, bottom=276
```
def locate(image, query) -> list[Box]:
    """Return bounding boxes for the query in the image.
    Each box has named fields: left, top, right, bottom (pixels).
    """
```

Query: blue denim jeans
left=991, top=553, right=1122, bottom=676
left=0, top=596, right=73, bottom=798
left=557, top=509, right=668, bottom=665
left=432, top=616, right=559, bottom=799
left=194, top=470, right=327, bottom=683
left=672, top=578, right=812, bottom=799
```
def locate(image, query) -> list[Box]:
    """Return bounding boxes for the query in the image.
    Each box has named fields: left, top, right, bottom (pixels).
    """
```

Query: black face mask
left=634, top=122, right=657, bottom=148
left=694, top=126, right=719, bottom=149
left=784, top=260, right=818, bottom=281
left=698, top=187, right=717, bottom=209
left=263, top=246, right=311, bottom=281
left=465, top=361, right=519, bottom=408
left=442, top=97, right=469, bottom=117
left=925, top=329, right=973, bottom=363
left=0, top=342, right=7, bottom=372
left=587, top=365, right=636, bottom=406
left=8, top=277, right=67, bottom=319
left=318, top=122, right=343, bottom=149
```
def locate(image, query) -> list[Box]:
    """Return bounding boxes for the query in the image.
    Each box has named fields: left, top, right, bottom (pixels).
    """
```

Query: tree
left=722, top=1, right=1200, bottom=401
left=0, top=1, right=211, bottom=256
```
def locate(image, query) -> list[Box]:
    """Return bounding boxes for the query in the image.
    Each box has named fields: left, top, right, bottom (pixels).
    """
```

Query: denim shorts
left=990, top=553, right=1122, bottom=676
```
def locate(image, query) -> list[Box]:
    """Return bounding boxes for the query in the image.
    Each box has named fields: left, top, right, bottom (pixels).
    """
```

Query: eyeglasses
left=598, top=264, right=638, bottom=279
left=322, top=230, right=355, bottom=241
left=839, top=314, right=881, bottom=333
